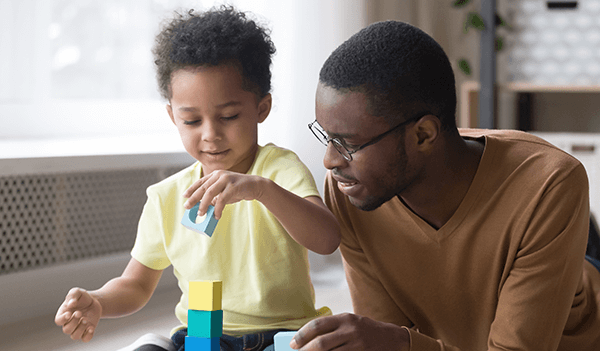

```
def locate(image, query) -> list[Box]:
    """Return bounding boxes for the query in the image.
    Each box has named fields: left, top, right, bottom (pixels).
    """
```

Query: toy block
left=274, top=331, right=296, bottom=351
left=181, top=202, right=219, bottom=237
left=188, top=309, right=223, bottom=338
left=189, top=280, right=222, bottom=311
left=185, top=335, right=219, bottom=351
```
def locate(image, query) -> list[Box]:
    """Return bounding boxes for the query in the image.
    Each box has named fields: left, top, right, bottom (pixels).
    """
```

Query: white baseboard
left=0, top=253, right=178, bottom=326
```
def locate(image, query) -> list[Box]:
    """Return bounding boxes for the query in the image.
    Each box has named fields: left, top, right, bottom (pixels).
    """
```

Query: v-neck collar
left=393, top=135, right=496, bottom=243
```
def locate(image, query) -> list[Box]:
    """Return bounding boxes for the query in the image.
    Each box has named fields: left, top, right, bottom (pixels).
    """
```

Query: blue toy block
left=181, top=202, right=219, bottom=237
left=188, top=309, right=223, bottom=338
left=185, top=336, right=219, bottom=351
left=274, top=331, right=296, bottom=351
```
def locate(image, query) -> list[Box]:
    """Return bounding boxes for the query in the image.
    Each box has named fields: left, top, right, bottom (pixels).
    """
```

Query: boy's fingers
left=55, top=311, right=72, bottom=326
left=184, top=186, right=208, bottom=210
left=81, top=325, right=95, bottom=342
left=183, top=178, right=205, bottom=198
left=66, top=287, right=83, bottom=300
left=69, top=318, right=89, bottom=341
left=61, top=313, right=80, bottom=335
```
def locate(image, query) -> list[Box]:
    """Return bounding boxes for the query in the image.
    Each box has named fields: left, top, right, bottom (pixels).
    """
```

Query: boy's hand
left=55, top=287, right=102, bottom=342
left=183, top=170, right=267, bottom=219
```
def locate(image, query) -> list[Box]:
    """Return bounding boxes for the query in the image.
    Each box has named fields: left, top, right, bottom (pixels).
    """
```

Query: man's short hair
left=319, top=21, right=457, bottom=131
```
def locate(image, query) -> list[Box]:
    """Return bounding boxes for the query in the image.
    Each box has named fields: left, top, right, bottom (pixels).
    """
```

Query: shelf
left=459, top=81, right=600, bottom=130
left=505, top=82, right=600, bottom=93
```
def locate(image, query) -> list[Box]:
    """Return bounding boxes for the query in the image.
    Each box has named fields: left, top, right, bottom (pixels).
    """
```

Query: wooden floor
left=2, top=281, right=352, bottom=351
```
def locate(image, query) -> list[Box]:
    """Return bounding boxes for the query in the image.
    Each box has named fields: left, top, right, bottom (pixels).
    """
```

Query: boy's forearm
left=89, top=276, right=154, bottom=318
left=257, top=178, right=341, bottom=254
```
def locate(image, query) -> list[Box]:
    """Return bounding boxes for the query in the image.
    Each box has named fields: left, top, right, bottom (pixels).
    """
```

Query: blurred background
left=3, top=0, right=600, bottom=349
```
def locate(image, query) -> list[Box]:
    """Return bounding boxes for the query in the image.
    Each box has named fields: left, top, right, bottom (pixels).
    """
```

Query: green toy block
left=189, top=280, right=222, bottom=311
left=188, top=309, right=223, bottom=338
left=185, top=335, right=219, bottom=350
left=274, top=331, right=296, bottom=351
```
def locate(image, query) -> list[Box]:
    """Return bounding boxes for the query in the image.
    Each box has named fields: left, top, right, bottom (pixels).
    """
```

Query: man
left=291, top=20, right=600, bottom=350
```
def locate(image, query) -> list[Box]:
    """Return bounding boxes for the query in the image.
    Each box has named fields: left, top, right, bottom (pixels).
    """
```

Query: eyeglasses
left=308, top=114, right=425, bottom=161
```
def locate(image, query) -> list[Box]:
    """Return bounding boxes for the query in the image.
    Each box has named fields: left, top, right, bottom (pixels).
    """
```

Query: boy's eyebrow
left=216, top=101, right=242, bottom=108
left=177, top=101, right=242, bottom=112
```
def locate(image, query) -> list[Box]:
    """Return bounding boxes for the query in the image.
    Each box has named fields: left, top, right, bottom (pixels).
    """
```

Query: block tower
left=185, top=280, right=223, bottom=351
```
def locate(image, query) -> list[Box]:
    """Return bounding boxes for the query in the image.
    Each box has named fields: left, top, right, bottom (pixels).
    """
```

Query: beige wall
left=365, top=0, right=481, bottom=128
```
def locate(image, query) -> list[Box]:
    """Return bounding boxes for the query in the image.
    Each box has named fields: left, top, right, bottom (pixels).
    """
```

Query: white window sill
left=0, top=133, right=194, bottom=175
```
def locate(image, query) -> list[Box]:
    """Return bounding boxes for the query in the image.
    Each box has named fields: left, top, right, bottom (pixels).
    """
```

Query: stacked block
left=181, top=202, right=219, bottom=237
left=185, top=281, right=223, bottom=351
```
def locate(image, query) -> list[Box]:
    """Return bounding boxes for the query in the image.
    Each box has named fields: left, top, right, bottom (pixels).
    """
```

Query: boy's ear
left=257, top=94, right=272, bottom=123
left=166, top=104, right=175, bottom=125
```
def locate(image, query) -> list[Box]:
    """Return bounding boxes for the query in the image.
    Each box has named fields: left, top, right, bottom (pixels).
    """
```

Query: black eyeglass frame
left=308, top=113, right=427, bottom=161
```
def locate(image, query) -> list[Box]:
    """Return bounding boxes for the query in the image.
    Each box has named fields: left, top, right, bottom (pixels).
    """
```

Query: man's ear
left=257, top=94, right=272, bottom=123
left=166, top=104, right=175, bottom=125
left=414, top=114, right=441, bottom=149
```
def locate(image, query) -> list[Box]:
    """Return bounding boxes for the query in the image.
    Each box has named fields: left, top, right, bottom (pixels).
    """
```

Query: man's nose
left=323, top=142, right=348, bottom=170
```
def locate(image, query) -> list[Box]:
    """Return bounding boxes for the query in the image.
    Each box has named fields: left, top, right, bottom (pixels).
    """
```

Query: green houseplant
left=453, top=0, right=510, bottom=76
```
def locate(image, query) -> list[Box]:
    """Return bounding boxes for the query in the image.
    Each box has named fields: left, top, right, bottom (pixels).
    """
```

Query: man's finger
left=292, top=316, right=340, bottom=349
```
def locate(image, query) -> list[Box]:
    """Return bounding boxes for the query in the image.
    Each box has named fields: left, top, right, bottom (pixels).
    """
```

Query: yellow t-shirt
left=131, top=143, right=331, bottom=336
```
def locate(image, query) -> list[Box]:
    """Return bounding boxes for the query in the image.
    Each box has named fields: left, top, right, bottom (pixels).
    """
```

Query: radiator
left=0, top=144, right=193, bottom=326
left=0, top=167, right=186, bottom=275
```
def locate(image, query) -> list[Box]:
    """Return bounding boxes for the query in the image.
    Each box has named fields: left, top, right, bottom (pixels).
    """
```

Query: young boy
left=54, top=6, right=340, bottom=351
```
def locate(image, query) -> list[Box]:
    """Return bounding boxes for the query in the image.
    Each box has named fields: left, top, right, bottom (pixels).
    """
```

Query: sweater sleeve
left=486, top=163, right=589, bottom=350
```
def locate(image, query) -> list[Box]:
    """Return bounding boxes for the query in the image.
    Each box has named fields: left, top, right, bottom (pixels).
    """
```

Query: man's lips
left=332, top=173, right=358, bottom=186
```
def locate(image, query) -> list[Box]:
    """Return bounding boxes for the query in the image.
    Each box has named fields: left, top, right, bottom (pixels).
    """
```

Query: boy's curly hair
left=319, top=21, right=457, bottom=132
left=153, top=5, right=276, bottom=101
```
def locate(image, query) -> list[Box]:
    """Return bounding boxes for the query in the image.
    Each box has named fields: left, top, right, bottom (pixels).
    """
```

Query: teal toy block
left=274, top=331, right=296, bottom=351
left=188, top=309, right=223, bottom=338
left=185, top=335, right=219, bottom=351
left=181, top=202, right=219, bottom=237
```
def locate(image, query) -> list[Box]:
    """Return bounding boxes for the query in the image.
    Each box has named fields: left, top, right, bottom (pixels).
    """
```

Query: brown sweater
left=324, top=129, right=600, bottom=350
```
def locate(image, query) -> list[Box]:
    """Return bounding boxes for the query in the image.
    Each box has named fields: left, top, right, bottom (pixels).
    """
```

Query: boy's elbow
left=318, top=229, right=341, bottom=255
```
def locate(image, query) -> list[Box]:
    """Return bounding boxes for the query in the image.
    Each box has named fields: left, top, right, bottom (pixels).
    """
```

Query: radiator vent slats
left=0, top=166, right=184, bottom=275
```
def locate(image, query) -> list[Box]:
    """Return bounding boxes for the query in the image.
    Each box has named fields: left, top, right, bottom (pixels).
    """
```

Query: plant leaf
left=458, top=59, right=471, bottom=75
left=495, top=36, right=504, bottom=52
left=452, top=0, right=471, bottom=8
left=495, top=13, right=510, bottom=29
left=465, top=12, right=486, bottom=32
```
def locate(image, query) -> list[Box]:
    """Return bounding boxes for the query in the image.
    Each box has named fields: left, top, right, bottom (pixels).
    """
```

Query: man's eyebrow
left=327, top=130, right=355, bottom=139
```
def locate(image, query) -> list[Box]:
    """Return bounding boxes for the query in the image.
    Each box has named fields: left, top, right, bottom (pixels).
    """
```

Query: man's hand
left=290, top=313, right=410, bottom=350
left=54, top=287, right=102, bottom=342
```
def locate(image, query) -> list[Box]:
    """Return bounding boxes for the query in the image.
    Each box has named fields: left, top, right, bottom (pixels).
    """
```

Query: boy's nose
left=201, top=121, right=221, bottom=141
